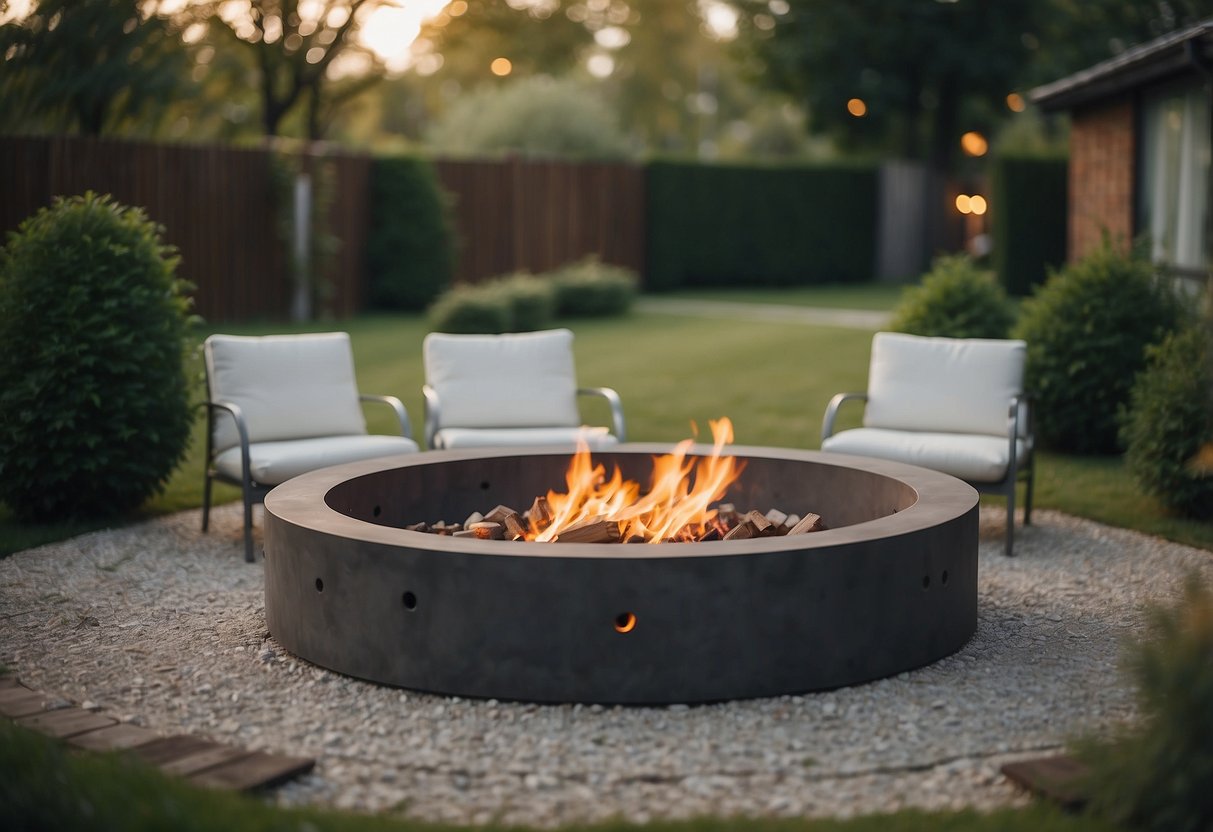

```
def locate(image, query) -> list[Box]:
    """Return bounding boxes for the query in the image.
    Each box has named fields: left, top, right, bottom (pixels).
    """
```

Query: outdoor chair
left=422, top=328, right=626, bottom=450
left=820, top=331, right=1035, bottom=556
left=202, top=332, right=419, bottom=562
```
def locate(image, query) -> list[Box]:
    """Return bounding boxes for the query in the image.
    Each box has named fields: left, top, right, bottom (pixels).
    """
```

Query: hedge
left=991, top=154, right=1068, bottom=296
left=645, top=161, right=879, bottom=291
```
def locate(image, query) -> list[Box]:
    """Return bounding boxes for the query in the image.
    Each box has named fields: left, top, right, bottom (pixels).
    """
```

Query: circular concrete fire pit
left=263, top=445, right=979, bottom=704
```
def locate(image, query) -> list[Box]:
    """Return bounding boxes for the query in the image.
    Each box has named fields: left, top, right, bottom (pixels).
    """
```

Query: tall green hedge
left=645, top=161, right=879, bottom=291
left=991, top=154, right=1068, bottom=296
left=365, top=156, right=456, bottom=311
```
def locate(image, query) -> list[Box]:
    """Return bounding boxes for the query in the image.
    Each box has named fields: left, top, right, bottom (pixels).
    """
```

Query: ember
left=406, top=418, right=828, bottom=543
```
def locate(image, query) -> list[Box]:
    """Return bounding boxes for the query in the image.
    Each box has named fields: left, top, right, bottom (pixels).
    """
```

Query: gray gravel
left=1, top=504, right=1209, bottom=826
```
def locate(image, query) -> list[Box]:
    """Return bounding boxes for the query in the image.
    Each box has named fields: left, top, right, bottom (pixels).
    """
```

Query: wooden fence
left=0, top=136, right=647, bottom=323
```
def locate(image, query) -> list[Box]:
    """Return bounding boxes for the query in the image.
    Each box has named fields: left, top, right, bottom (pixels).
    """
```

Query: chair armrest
left=199, top=399, right=252, bottom=482
left=578, top=387, right=627, bottom=442
left=360, top=393, right=413, bottom=440
left=821, top=392, right=868, bottom=443
left=421, top=384, right=441, bottom=449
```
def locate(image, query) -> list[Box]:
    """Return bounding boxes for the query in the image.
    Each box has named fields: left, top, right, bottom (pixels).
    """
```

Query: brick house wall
left=1067, top=98, right=1135, bottom=260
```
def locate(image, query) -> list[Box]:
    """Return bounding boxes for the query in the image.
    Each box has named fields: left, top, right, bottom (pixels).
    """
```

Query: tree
left=186, top=0, right=395, bottom=139
left=0, top=0, right=191, bottom=135
left=734, top=0, right=1038, bottom=172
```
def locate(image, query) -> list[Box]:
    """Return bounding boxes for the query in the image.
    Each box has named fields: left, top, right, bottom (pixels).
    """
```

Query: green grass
left=2, top=292, right=1210, bottom=558
left=663, top=282, right=907, bottom=310
left=0, top=718, right=1121, bottom=832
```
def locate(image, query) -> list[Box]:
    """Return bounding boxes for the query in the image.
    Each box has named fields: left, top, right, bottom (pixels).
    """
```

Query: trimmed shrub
left=427, top=285, right=512, bottom=334
left=991, top=153, right=1068, bottom=296
left=365, top=156, right=456, bottom=311
left=1080, top=576, right=1213, bottom=832
left=497, top=273, right=557, bottom=332
left=1013, top=241, right=1182, bottom=454
left=889, top=254, right=1015, bottom=339
left=551, top=257, right=638, bottom=317
left=646, top=161, right=878, bottom=291
left=0, top=193, right=193, bottom=521
left=1121, top=325, right=1213, bottom=519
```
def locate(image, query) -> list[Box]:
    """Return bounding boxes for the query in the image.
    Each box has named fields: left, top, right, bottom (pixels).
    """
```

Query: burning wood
left=405, top=418, right=827, bottom=544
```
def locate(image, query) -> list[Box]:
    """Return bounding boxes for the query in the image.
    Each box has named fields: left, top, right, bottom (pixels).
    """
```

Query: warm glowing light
left=1006, top=92, right=1026, bottom=112
left=529, top=418, right=746, bottom=544
left=490, top=57, right=513, bottom=76
left=847, top=98, right=867, bottom=117
left=955, top=194, right=972, bottom=214
left=358, top=0, right=450, bottom=74
left=960, top=131, right=988, bottom=157
left=969, top=194, right=988, bottom=215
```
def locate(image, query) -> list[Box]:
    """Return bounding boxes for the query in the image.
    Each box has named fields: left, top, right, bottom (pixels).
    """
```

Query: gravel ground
left=1, top=504, right=1210, bottom=826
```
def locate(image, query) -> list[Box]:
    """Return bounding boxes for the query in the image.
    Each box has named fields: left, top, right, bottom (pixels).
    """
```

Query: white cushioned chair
left=422, top=328, right=626, bottom=450
left=202, top=333, right=419, bottom=562
left=820, top=331, right=1034, bottom=556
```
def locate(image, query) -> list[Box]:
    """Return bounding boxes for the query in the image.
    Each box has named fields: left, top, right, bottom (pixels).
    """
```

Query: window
left=1139, top=82, right=1211, bottom=274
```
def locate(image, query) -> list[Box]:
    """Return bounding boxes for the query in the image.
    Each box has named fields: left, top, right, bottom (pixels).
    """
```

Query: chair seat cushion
left=821, top=428, right=1026, bottom=483
left=214, top=435, right=419, bottom=485
left=434, top=426, right=618, bottom=450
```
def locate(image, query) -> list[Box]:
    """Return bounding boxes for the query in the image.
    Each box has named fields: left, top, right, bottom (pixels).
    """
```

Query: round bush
left=0, top=193, right=194, bottom=521
left=889, top=254, right=1014, bottom=339
left=1121, top=325, right=1213, bottom=518
left=498, top=273, right=557, bottom=332
left=1013, top=241, right=1181, bottom=454
left=551, top=257, right=638, bottom=317
left=427, top=285, right=512, bottom=334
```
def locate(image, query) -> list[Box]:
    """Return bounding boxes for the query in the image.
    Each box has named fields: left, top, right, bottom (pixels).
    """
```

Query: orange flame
left=529, top=418, right=745, bottom=543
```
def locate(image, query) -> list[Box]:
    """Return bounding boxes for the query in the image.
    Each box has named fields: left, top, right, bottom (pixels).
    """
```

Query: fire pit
left=263, top=444, right=978, bottom=704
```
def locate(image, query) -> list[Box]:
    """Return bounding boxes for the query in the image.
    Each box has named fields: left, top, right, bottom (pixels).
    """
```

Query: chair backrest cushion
left=205, top=333, right=367, bottom=451
left=424, top=329, right=581, bottom=429
left=864, top=332, right=1026, bottom=436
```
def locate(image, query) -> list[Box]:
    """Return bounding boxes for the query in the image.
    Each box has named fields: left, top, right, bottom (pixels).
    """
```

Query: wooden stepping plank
left=68, top=722, right=160, bottom=752
left=129, top=735, right=218, bottom=767
left=16, top=708, right=117, bottom=739
left=188, top=751, right=316, bottom=792
left=1001, top=755, right=1091, bottom=809
left=160, top=744, right=254, bottom=777
left=0, top=688, right=50, bottom=718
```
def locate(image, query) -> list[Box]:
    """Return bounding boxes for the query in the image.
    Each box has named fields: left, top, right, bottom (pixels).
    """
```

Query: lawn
left=3, top=284, right=1211, bottom=556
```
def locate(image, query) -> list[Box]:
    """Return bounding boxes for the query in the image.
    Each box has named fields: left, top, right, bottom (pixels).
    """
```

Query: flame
left=529, top=418, right=745, bottom=543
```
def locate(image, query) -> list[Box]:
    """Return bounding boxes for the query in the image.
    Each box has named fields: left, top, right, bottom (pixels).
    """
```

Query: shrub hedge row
left=645, top=161, right=879, bottom=291
left=990, top=153, right=1068, bottom=296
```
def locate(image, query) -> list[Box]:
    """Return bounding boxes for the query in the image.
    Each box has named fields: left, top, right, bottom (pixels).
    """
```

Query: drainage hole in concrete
left=922, top=575, right=930, bottom=590
left=402, top=591, right=418, bottom=610
left=373, top=505, right=382, bottom=518
left=614, top=612, right=637, bottom=633
left=480, top=481, right=491, bottom=490
left=315, top=578, right=324, bottom=592
left=942, top=570, right=949, bottom=585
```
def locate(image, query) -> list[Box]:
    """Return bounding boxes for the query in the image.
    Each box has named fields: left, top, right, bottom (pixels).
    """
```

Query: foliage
left=498, top=273, right=559, bottom=331
left=550, top=257, right=638, bottom=317
left=181, top=1, right=388, bottom=139
left=425, top=76, right=632, bottom=159
left=0, top=0, right=191, bottom=135
left=646, top=161, right=878, bottom=291
left=889, top=255, right=1015, bottom=339
left=0, top=193, right=193, bottom=522
left=365, top=156, right=456, bottom=311
left=1013, top=239, right=1182, bottom=454
left=1121, top=324, right=1213, bottom=519
left=991, top=153, right=1068, bottom=296
left=1079, top=576, right=1213, bottom=832
left=426, top=285, right=513, bottom=334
